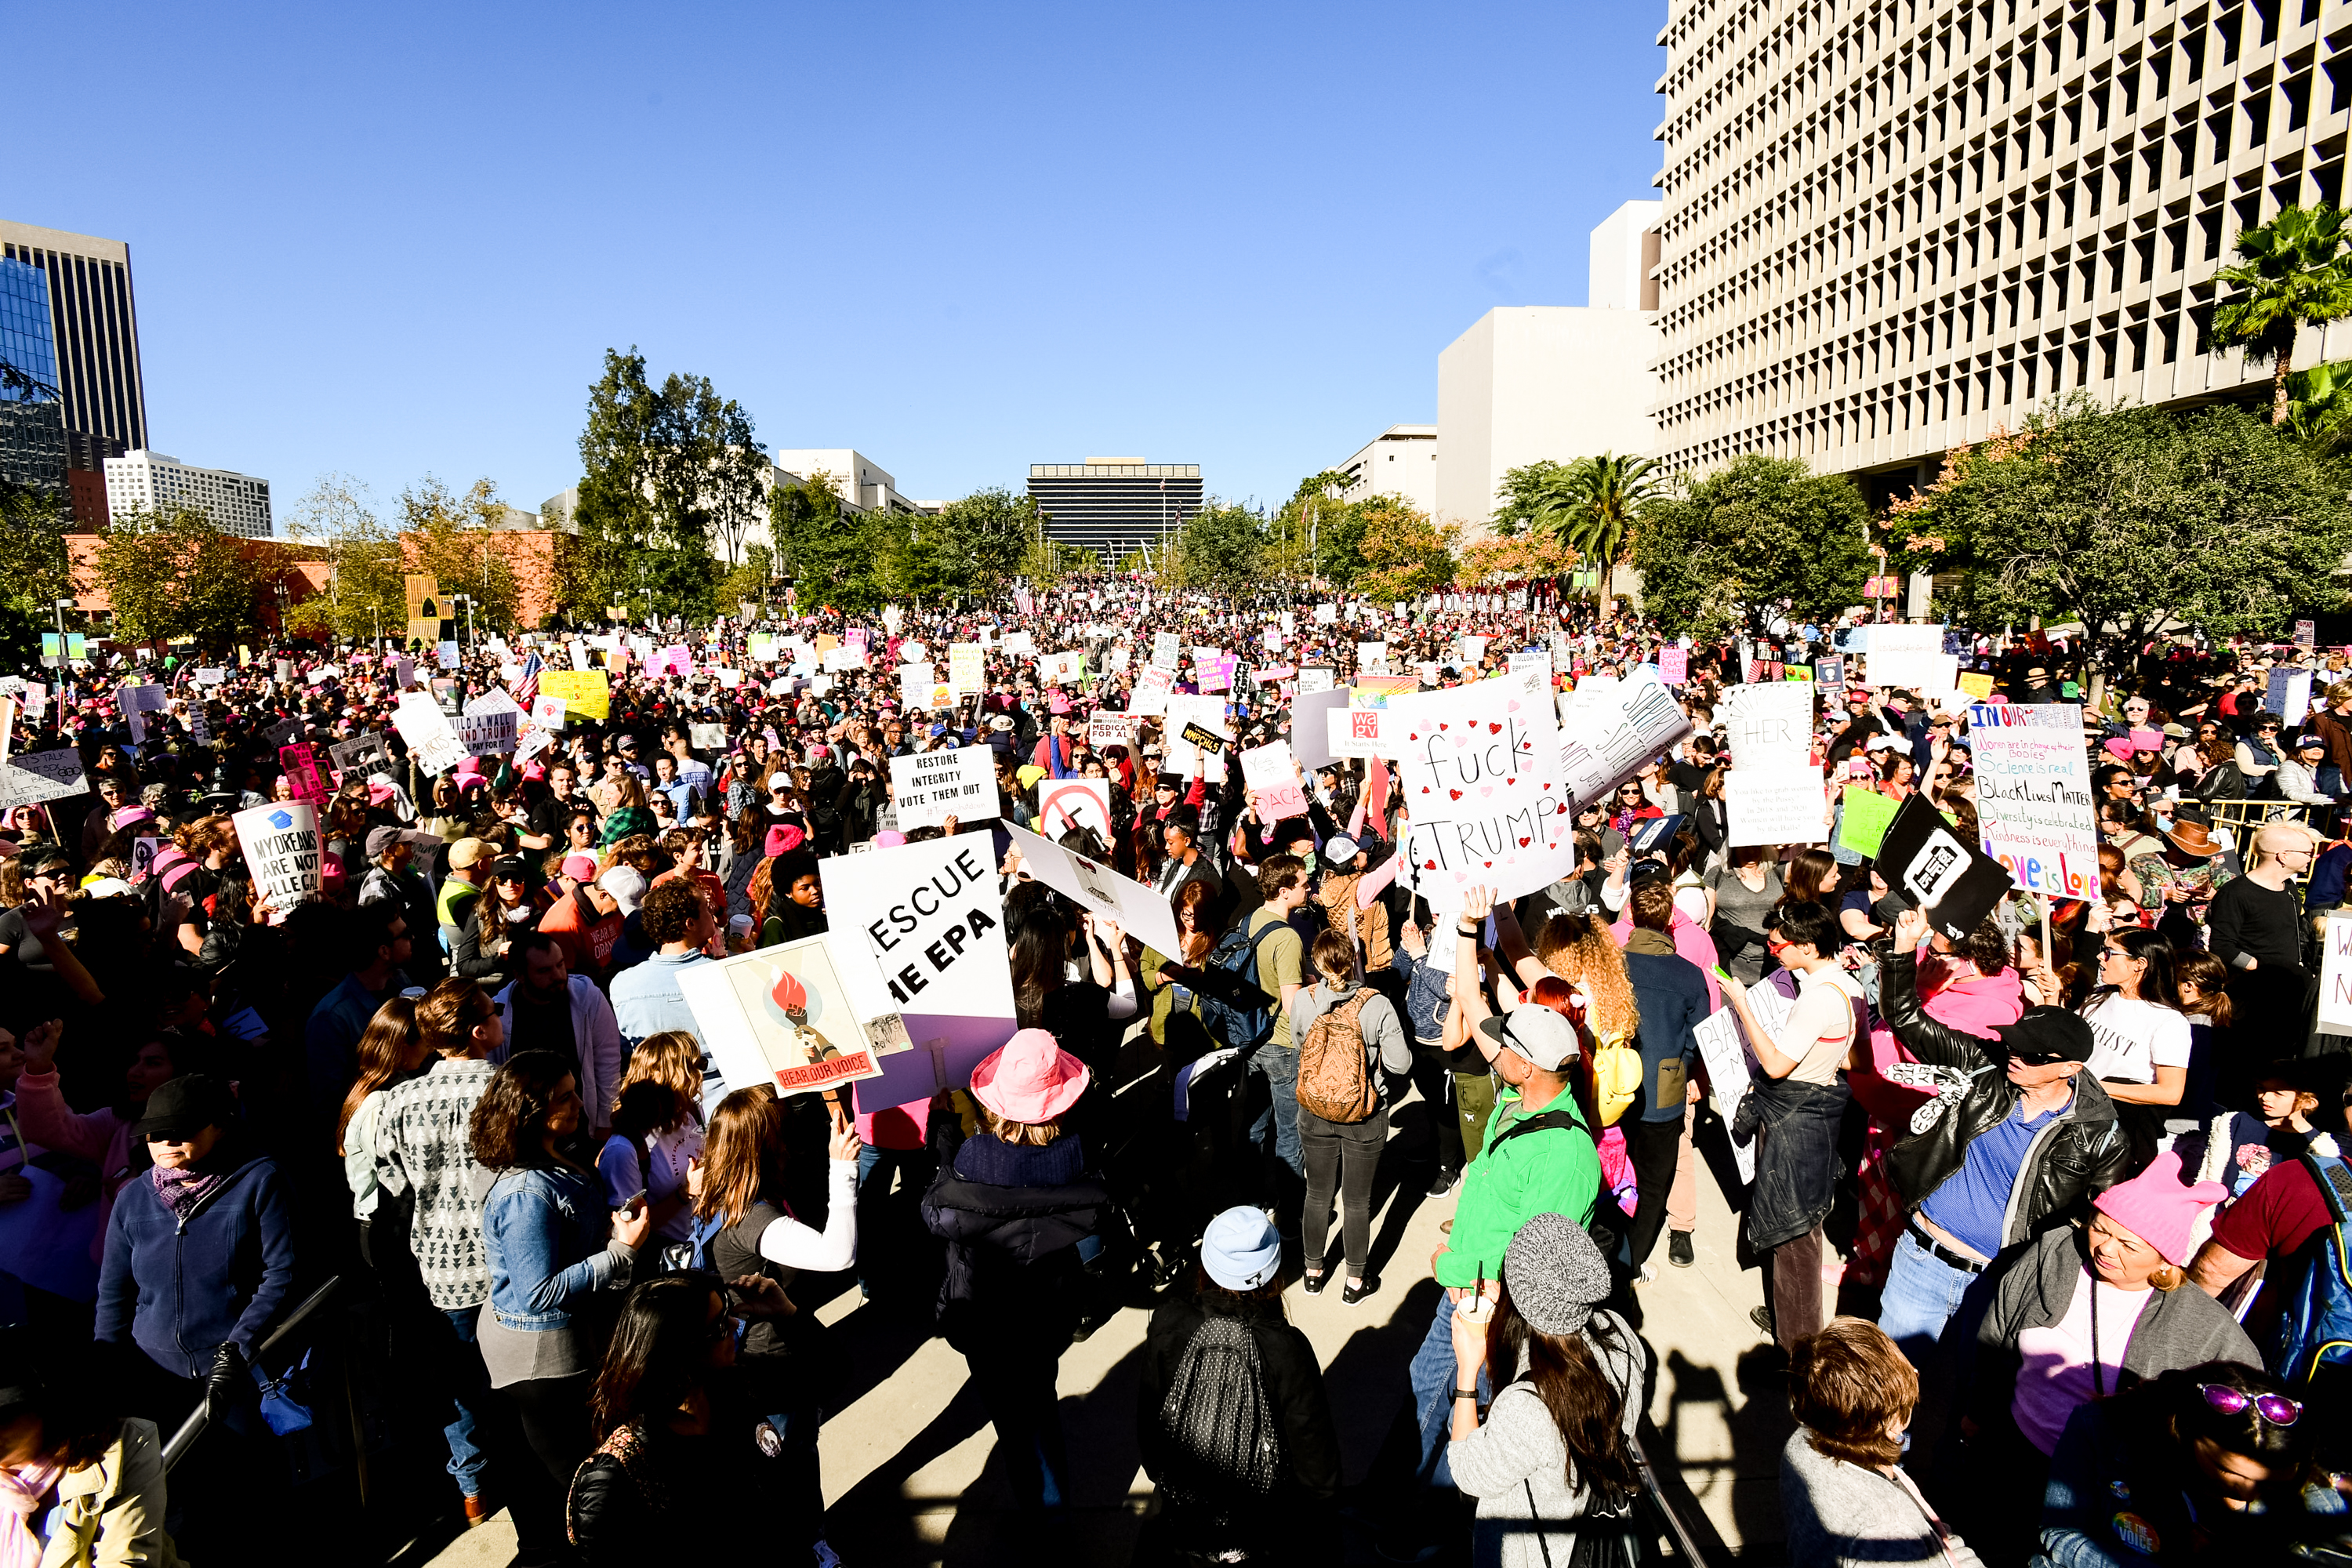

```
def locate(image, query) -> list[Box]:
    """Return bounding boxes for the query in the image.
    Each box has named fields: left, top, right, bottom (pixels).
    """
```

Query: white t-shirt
left=2013, top=1268, right=2154, bottom=1454
left=2081, top=995, right=2193, bottom=1085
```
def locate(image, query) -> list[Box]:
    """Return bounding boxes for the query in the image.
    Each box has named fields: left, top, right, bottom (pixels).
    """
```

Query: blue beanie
left=1201, top=1206, right=1282, bottom=1291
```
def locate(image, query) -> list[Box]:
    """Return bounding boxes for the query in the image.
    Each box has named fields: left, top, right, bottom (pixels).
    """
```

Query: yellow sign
left=1958, top=672, right=1996, bottom=699
left=405, top=575, right=444, bottom=623
left=538, top=670, right=610, bottom=723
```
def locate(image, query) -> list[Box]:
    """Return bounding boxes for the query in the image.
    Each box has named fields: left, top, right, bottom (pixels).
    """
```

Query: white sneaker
left=1634, top=1263, right=1657, bottom=1287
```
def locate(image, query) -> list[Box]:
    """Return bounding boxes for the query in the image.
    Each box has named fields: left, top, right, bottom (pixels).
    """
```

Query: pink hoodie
left=12, top=1069, right=135, bottom=1262
left=1608, top=903, right=1722, bottom=1014
left=1849, top=956, right=2024, bottom=1132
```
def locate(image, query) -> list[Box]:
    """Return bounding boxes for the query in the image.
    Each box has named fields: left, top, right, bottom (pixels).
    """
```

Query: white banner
left=1968, top=703, right=2100, bottom=898
left=1724, top=766, right=1828, bottom=848
left=1003, top=822, right=1182, bottom=956
left=1864, top=625, right=1946, bottom=689
left=231, top=800, right=322, bottom=910
left=888, top=748, right=999, bottom=830
left=1556, top=670, right=1695, bottom=812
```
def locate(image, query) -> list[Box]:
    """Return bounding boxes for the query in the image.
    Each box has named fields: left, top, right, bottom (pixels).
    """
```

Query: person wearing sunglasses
left=2039, top=1361, right=2339, bottom=1563
left=1958, top=1152, right=2258, bottom=1558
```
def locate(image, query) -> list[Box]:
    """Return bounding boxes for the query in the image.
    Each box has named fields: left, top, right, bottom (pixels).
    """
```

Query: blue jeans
left=1408, top=1294, right=1490, bottom=1490
left=1877, top=1230, right=1978, bottom=1370
left=1248, top=1043, right=1304, bottom=1229
left=438, top=1304, right=495, bottom=1497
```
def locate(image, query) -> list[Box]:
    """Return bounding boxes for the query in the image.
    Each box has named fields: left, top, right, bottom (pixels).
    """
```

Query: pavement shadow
left=1650, top=1344, right=1794, bottom=1563
left=1302, top=1120, right=1433, bottom=1288
left=1319, top=1275, right=1447, bottom=1483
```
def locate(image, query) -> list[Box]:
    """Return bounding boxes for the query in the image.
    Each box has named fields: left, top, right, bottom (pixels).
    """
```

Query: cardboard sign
left=1036, top=777, right=1115, bottom=841
left=1383, top=680, right=1571, bottom=911
left=1289, top=686, right=1350, bottom=770
left=2321, top=916, right=2352, bottom=1031
left=678, top=935, right=895, bottom=1098
left=0, top=750, right=93, bottom=809
left=231, top=801, right=322, bottom=910
left=821, top=837, right=1017, bottom=1107
left=1556, top=670, right=1695, bottom=812
left=1241, top=739, right=1308, bottom=819
left=538, top=670, right=609, bottom=723
left=1835, top=786, right=1900, bottom=858
left=1958, top=671, right=1996, bottom=699
left=1719, top=681, right=1813, bottom=770
left=2267, top=668, right=2314, bottom=729
left=328, top=731, right=391, bottom=782
left=1298, top=668, right=1335, bottom=695
left=1163, top=695, right=1229, bottom=775
left=689, top=723, right=728, bottom=751
left=1968, top=702, right=2099, bottom=898
left=888, top=748, right=999, bottom=830
left=1874, top=793, right=2013, bottom=941
left=393, top=691, right=467, bottom=776
left=1037, top=650, right=1085, bottom=687
left=1726, top=768, right=1826, bottom=848
left=1691, top=1006, right=1757, bottom=1184
left=278, top=743, right=328, bottom=805
left=1003, top=821, right=1182, bottom=956
left=1087, top=713, right=1138, bottom=751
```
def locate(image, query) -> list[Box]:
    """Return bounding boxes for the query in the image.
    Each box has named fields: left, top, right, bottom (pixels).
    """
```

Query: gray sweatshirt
left=1286, top=982, right=1413, bottom=1102
left=1779, top=1430, right=1984, bottom=1567
left=1445, top=1310, right=1647, bottom=1568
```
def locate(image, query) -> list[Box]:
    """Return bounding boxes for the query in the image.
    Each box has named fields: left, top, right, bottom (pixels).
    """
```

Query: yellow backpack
left=1589, top=1032, right=1641, bottom=1127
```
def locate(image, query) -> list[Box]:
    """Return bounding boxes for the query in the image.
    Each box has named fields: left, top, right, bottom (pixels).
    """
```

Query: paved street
left=419, top=1094, right=1795, bottom=1567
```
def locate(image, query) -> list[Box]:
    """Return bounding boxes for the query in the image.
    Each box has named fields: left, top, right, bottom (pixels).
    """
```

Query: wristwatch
left=1457, top=922, right=1479, bottom=936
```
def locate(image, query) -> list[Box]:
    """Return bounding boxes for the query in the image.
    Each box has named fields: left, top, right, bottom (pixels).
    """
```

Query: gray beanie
left=1501, top=1213, right=1612, bottom=1336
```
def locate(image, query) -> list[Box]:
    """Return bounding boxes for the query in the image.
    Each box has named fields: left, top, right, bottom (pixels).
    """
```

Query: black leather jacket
left=1878, top=949, right=2129, bottom=1251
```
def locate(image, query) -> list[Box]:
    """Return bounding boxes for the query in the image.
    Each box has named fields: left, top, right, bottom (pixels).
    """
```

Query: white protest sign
left=393, top=691, right=467, bottom=775
left=117, top=683, right=169, bottom=745
left=457, top=688, right=522, bottom=757
left=1087, top=712, right=1139, bottom=752
left=529, top=695, right=567, bottom=732
left=1864, top=624, right=1946, bottom=689
left=1356, top=641, right=1390, bottom=674
left=1241, top=739, right=1309, bottom=819
left=1384, top=679, right=1572, bottom=911
left=1691, top=1006, right=1757, bottom=1184
left=1003, top=821, right=1183, bottom=956
left=1152, top=631, right=1181, bottom=670
left=1037, top=651, right=1085, bottom=687
left=821, top=645, right=868, bottom=673
left=231, top=800, right=323, bottom=910
left=949, top=643, right=985, bottom=695
left=1719, top=681, right=1814, bottom=769
left=1290, top=686, right=1350, bottom=770
left=1967, top=704, right=2100, bottom=899
left=2321, top=916, right=2352, bottom=1032
left=1163, top=694, right=1229, bottom=775
left=1556, top=669, right=1695, bottom=812
left=1000, top=630, right=1035, bottom=657
left=1725, top=767, right=1827, bottom=848
left=888, top=748, right=998, bottom=830
left=1036, top=777, right=1114, bottom=841
left=1298, top=668, right=1335, bottom=695
left=0, top=750, right=93, bottom=808
left=1131, top=666, right=1174, bottom=715
left=2268, top=668, right=2314, bottom=729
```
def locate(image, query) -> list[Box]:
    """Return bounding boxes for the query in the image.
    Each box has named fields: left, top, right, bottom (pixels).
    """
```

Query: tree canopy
left=1631, top=454, right=1871, bottom=640
left=92, top=505, right=274, bottom=651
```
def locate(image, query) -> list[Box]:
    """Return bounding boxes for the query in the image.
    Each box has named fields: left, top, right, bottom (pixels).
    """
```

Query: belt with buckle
left=1907, top=1222, right=1987, bottom=1275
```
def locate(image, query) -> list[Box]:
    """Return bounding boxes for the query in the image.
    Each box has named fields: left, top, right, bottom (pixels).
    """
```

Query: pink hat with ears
left=968, top=1028, right=1090, bottom=1124
left=2092, top=1150, right=2229, bottom=1267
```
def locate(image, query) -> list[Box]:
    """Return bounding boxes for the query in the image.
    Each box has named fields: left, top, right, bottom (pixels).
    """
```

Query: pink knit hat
left=764, top=823, right=805, bottom=858
left=968, top=1028, right=1090, bottom=1125
left=2092, top=1151, right=2228, bottom=1267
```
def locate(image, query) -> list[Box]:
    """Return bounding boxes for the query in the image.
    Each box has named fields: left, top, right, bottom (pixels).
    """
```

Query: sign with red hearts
left=1383, top=678, right=1571, bottom=912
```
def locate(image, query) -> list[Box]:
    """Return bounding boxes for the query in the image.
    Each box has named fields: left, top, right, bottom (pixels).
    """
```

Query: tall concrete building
left=1647, top=0, right=2343, bottom=492
left=104, top=450, right=273, bottom=539
left=1334, top=423, right=1439, bottom=512
left=0, top=221, right=146, bottom=523
left=1027, top=459, right=1204, bottom=559
left=772, top=449, right=923, bottom=514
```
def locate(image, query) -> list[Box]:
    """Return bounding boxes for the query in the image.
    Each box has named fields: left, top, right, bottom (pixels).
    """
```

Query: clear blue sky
left=12, top=2, right=1664, bottom=529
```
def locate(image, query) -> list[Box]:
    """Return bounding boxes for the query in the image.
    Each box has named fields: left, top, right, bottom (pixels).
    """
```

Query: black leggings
left=503, top=1371, right=593, bottom=1555
left=1410, top=1046, right=1465, bottom=1174
left=1621, top=1113, right=1683, bottom=1269
left=1301, top=1103, right=1388, bottom=1276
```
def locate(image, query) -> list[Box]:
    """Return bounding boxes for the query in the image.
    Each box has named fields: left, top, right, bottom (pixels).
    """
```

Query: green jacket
left=1434, top=1083, right=1601, bottom=1289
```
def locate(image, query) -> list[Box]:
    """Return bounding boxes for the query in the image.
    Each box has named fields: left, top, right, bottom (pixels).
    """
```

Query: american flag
left=514, top=650, right=543, bottom=706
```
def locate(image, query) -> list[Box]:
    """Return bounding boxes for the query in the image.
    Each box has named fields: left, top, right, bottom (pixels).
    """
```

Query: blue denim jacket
left=481, top=1166, right=628, bottom=1333
left=1392, top=946, right=1451, bottom=1044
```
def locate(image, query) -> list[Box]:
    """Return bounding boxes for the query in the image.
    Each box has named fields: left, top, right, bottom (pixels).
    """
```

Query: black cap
left=131, top=1073, right=238, bottom=1143
left=1628, top=859, right=1672, bottom=889
left=492, top=855, right=533, bottom=883
left=1990, top=1007, right=2096, bottom=1065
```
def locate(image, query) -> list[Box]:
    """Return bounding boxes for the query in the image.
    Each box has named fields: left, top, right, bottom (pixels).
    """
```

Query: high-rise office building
left=1647, top=0, right=2342, bottom=492
left=1026, top=459, right=1203, bottom=560
left=1334, top=424, right=1440, bottom=513
left=0, top=253, right=68, bottom=506
left=0, top=222, right=147, bottom=513
left=104, top=450, right=273, bottom=539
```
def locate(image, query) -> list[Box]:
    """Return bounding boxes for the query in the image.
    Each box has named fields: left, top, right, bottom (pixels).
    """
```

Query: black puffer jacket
left=565, top=1380, right=792, bottom=1563
left=1878, top=949, right=2129, bottom=1250
left=920, top=1123, right=1107, bottom=1355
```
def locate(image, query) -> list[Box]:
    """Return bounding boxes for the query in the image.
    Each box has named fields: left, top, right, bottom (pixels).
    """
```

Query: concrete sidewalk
left=426, top=1098, right=1795, bottom=1566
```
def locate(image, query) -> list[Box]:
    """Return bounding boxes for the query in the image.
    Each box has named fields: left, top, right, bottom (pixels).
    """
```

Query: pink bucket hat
left=968, top=1028, right=1090, bottom=1125
left=2092, top=1150, right=2228, bottom=1267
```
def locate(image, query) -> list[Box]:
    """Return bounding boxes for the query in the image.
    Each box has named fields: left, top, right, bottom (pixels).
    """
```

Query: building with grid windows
left=1648, top=0, right=2347, bottom=494
left=1334, top=424, right=1440, bottom=512
left=0, top=221, right=146, bottom=523
left=0, top=254, right=68, bottom=506
left=1026, top=459, right=1203, bottom=559
left=104, top=450, right=273, bottom=539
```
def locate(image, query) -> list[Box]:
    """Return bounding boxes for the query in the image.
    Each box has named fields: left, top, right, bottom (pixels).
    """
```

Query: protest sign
left=1958, top=670, right=1996, bottom=699
left=1327, top=704, right=1400, bottom=760
left=231, top=801, right=322, bottom=909
left=1315, top=602, right=1338, bottom=625
left=118, top=683, right=169, bottom=744
left=278, top=743, right=328, bottom=805
left=457, top=688, right=522, bottom=757
left=678, top=935, right=895, bottom=1098
left=1003, top=822, right=1182, bottom=955
left=1966, top=703, right=2100, bottom=898
left=1726, top=768, right=1826, bottom=848
left=1691, top=1007, right=1757, bottom=1184
left=1383, top=679, right=1571, bottom=910
left=1290, top=686, right=1350, bottom=769
left=393, top=691, right=467, bottom=776
left=328, top=731, right=390, bottom=782
left=1036, top=777, right=1115, bottom=840
left=1152, top=631, right=1181, bottom=670
left=529, top=695, right=567, bottom=734
left=1657, top=648, right=1689, bottom=685
left=1875, top=794, right=2014, bottom=940
left=1864, top=624, right=1945, bottom=688
left=690, top=722, right=728, bottom=751
left=1131, top=666, right=1174, bottom=715
left=1813, top=653, right=1845, bottom=691
left=2268, top=667, right=2314, bottom=729
left=822, top=837, right=1016, bottom=1108
left=1163, top=695, right=1229, bottom=775
left=1718, top=681, right=1813, bottom=769
left=538, top=670, right=609, bottom=722
left=1352, top=673, right=1418, bottom=706
left=949, top=643, right=985, bottom=695
left=1298, top=668, right=1335, bottom=695
left=2321, top=916, right=2352, bottom=1032
left=899, top=664, right=946, bottom=710
left=1835, top=786, right=1901, bottom=858
left=0, top=750, right=93, bottom=809
left=1087, top=712, right=1139, bottom=752
left=1241, top=740, right=1309, bottom=819
left=1037, top=650, right=1085, bottom=686
left=1556, top=669, right=1695, bottom=813
left=888, top=749, right=998, bottom=830
left=1356, top=641, right=1390, bottom=675
left=1000, top=630, right=1035, bottom=656
left=821, top=645, right=867, bottom=673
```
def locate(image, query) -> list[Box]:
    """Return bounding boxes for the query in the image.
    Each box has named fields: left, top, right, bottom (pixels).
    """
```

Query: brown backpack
left=1296, top=990, right=1379, bottom=1124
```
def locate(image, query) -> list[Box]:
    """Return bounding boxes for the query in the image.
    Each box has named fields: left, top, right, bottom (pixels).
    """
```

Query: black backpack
left=1157, top=1315, right=1286, bottom=1523
left=1194, top=920, right=1287, bottom=1050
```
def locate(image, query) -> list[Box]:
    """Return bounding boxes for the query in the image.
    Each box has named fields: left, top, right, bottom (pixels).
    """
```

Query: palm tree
left=2211, top=203, right=2352, bottom=426
left=1528, top=452, right=1665, bottom=621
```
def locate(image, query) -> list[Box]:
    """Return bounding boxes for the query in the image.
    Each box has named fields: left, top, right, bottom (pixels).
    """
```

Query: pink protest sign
left=1658, top=648, right=1688, bottom=685
left=278, top=743, right=328, bottom=804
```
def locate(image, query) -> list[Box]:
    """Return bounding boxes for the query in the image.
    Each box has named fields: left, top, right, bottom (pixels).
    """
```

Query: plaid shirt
left=374, top=1056, right=496, bottom=1310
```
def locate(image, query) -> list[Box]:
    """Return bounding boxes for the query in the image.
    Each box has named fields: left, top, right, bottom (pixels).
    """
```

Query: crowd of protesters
left=0, top=574, right=2349, bottom=1567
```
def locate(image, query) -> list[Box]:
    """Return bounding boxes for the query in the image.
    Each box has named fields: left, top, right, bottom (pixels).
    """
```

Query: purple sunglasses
left=2200, top=1383, right=2301, bottom=1426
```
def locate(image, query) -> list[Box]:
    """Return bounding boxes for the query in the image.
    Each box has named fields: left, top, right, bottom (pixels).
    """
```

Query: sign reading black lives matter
left=888, top=748, right=999, bottom=831
left=1872, top=793, right=2013, bottom=942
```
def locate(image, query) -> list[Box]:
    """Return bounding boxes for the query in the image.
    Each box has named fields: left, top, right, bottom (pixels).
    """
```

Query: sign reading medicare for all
left=1966, top=704, right=2100, bottom=899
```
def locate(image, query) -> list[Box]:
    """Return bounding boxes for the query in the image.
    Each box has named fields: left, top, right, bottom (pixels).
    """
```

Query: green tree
left=1631, top=454, right=1871, bottom=641
left=401, top=475, right=523, bottom=635
left=1880, top=397, right=2352, bottom=656
left=1492, top=459, right=1575, bottom=538
left=0, top=485, right=75, bottom=666
left=2211, top=204, right=2352, bottom=426
left=926, top=487, right=1040, bottom=597
left=1353, top=498, right=1456, bottom=601
left=93, top=506, right=274, bottom=651
left=574, top=347, right=760, bottom=618
left=769, top=470, right=866, bottom=608
left=1526, top=453, right=1665, bottom=621
left=715, top=543, right=777, bottom=619
left=1166, top=502, right=1267, bottom=591
left=284, top=472, right=403, bottom=641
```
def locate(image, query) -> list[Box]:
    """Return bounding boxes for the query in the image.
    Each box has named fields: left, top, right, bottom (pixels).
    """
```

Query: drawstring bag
left=252, top=1346, right=317, bottom=1438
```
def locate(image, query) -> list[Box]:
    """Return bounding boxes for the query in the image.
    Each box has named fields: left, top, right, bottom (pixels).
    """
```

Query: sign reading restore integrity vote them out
left=888, top=748, right=999, bottom=831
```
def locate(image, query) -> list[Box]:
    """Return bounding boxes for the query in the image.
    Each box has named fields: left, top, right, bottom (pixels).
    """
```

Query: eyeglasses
left=2007, top=1048, right=2069, bottom=1067
left=2100, top=948, right=2139, bottom=963
left=2199, top=1384, right=2302, bottom=1426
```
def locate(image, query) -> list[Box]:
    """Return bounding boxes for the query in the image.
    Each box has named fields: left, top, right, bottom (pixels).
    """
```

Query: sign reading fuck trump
left=1386, top=681, right=1573, bottom=911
